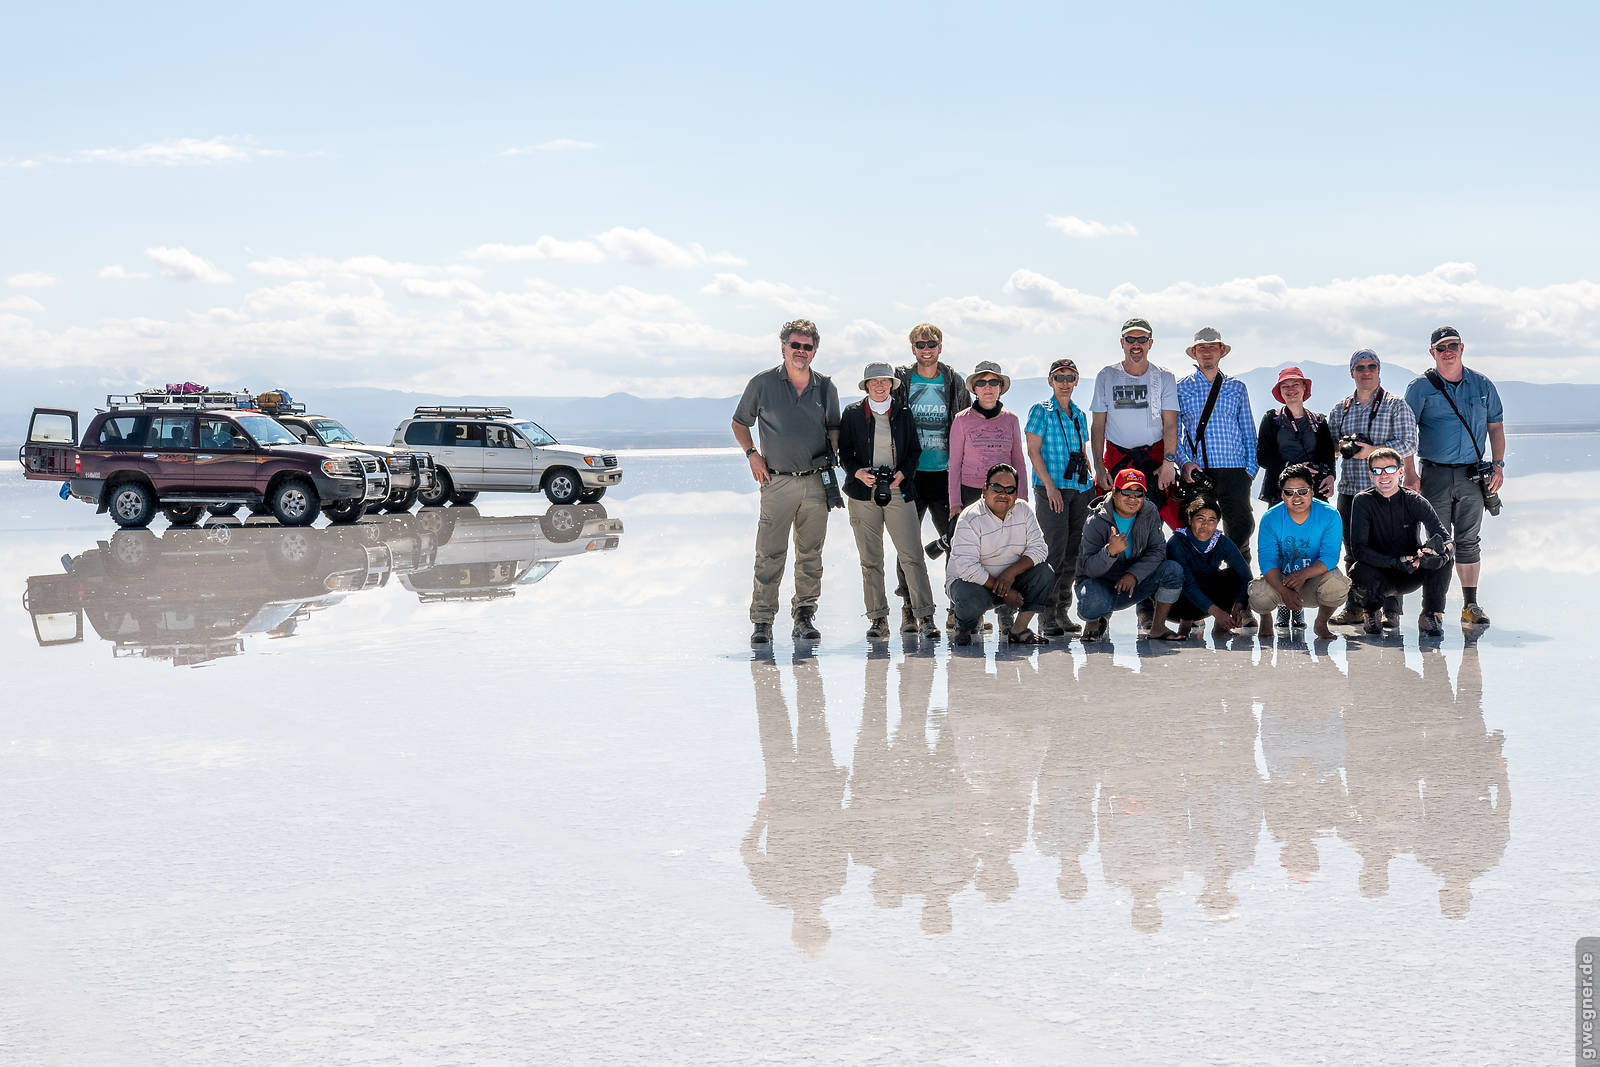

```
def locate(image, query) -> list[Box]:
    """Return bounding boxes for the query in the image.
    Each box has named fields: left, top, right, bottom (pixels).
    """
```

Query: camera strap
left=1424, top=371, right=1484, bottom=462
left=1183, top=372, right=1225, bottom=470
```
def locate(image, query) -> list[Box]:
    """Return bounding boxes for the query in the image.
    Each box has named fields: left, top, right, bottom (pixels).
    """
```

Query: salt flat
left=1, top=436, right=1595, bottom=1065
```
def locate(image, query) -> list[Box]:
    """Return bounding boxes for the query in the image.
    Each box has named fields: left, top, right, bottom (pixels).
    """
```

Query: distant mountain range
left=4, top=361, right=1597, bottom=452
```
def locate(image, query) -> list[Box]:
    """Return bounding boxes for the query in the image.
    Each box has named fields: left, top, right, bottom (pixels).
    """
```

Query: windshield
left=513, top=420, right=557, bottom=447
left=311, top=419, right=360, bottom=444
left=235, top=414, right=301, bottom=446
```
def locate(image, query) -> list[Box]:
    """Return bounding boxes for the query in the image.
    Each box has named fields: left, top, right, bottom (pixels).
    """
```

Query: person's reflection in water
left=742, top=651, right=849, bottom=955
left=846, top=650, right=976, bottom=937
left=1341, top=641, right=1427, bottom=901
left=1031, top=650, right=1104, bottom=904
left=1259, top=641, right=1352, bottom=885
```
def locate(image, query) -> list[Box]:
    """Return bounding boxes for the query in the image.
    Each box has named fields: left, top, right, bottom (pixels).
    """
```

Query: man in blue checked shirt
left=1175, top=327, right=1259, bottom=562
left=1025, top=357, right=1096, bottom=636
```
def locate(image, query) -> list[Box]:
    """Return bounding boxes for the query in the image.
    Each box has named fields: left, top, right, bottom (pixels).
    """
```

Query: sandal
left=1006, top=628, right=1049, bottom=645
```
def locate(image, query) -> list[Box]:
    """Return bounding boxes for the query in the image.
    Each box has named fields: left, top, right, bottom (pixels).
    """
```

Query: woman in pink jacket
left=947, top=360, right=1028, bottom=519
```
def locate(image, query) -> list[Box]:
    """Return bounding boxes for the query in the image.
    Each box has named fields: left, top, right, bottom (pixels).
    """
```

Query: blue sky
left=4, top=1, right=1598, bottom=397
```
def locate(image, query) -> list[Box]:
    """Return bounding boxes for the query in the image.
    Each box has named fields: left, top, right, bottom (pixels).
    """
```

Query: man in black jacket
left=1348, top=447, right=1453, bottom=636
left=892, top=323, right=971, bottom=631
left=843, top=363, right=940, bottom=639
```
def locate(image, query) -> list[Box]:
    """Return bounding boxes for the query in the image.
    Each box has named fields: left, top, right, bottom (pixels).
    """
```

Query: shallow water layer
left=1, top=437, right=1595, bottom=1065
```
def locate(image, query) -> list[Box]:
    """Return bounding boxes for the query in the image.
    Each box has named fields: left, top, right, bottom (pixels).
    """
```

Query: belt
left=770, top=467, right=825, bottom=477
left=1421, top=459, right=1475, bottom=469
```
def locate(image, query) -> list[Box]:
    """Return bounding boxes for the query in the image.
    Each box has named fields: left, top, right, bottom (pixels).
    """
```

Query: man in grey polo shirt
left=733, top=319, right=842, bottom=645
left=1402, top=326, right=1505, bottom=631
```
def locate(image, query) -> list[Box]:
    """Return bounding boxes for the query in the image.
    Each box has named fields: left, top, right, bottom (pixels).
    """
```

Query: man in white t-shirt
left=1090, top=317, right=1182, bottom=528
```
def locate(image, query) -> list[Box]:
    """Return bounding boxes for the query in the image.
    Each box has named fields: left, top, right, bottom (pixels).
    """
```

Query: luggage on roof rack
left=412, top=405, right=514, bottom=418
left=254, top=390, right=305, bottom=415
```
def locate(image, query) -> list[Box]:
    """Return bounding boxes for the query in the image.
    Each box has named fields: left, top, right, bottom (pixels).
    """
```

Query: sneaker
left=866, top=617, right=890, bottom=640
left=793, top=611, right=821, bottom=640
left=1382, top=610, right=1401, bottom=630
left=953, top=625, right=974, bottom=646
left=1080, top=617, right=1109, bottom=642
left=1058, top=617, right=1083, bottom=634
left=1419, top=611, right=1444, bottom=637
left=1041, top=614, right=1066, bottom=637
left=900, top=602, right=919, bottom=634
left=1274, top=606, right=1290, bottom=629
left=1362, top=612, right=1384, bottom=635
left=1239, top=614, right=1258, bottom=629
left=1290, top=609, right=1305, bottom=629
left=1461, top=602, right=1491, bottom=625
left=1330, top=607, right=1365, bottom=626
left=751, top=622, right=773, bottom=645
left=918, top=616, right=941, bottom=639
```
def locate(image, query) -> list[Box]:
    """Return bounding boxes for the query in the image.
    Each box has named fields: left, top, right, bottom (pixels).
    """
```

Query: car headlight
left=386, top=456, right=408, bottom=471
left=582, top=455, right=609, bottom=467
left=320, top=458, right=358, bottom=476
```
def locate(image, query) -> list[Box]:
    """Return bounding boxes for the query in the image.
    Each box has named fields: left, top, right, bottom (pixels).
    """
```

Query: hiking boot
left=918, top=616, right=941, bottom=639
left=1461, top=602, right=1491, bottom=626
left=793, top=611, right=821, bottom=640
left=1058, top=617, right=1082, bottom=634
left=751, top=622, right=773, bottom=645
left=1080, top=617, right=1109, bottom=642
left=900, top=602, right=919, bottom=634
left=866, top=617, right=891, bottom=640
left=953, top=625, right=974, bottom=646
left=1419, top=611, right=1444, bottom=637
left=1330, top=607, right=1365, bottom=626
left=1362, top=612, right=1384, bottom=636
left=1040, top=613, right=1066, bottom=637
left=947, top=608, right=992, bottom=633
left=1382, top=610, right=1401, bottom=630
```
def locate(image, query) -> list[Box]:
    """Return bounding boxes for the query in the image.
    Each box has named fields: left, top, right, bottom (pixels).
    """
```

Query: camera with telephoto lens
left=1469, top=462, right=1503, bottom=516
left=925, top=533, right=952, bottom=560
left=1338, top=432, right=1373, bottom=459
left=871, top=465, right=896, bottom=507
left=1175, top=467, right=1214, bottom=508
left=817, top=454, right=845, bottom=511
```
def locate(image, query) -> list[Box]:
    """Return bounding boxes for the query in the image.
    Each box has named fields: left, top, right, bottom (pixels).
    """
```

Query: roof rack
left=412, top=405, right=514, bottom=418
left=252, top=391, right=306, bottom=415
left=107, top=391, right=253, bottom=411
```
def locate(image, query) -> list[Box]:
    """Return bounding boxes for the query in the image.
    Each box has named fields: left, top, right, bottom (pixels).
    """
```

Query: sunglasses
left=973, top=378, right=1003, bottom=388
left=913, top=340, right=940, bottom=350
left=1050, top=373, right=1079, bottom=384
left=1281, top=487, right=1313, bottom=498
left=1122, top=335, right=1151, bottom=345
left=1433, top=341, right=1462, bottom=353
left=985, top=482, right=1018, bottom=495
left=1352, top=363, right=1380, bottom=373
left=1115, top=487, right=1146, bottom=498
left=1368, top=464, right=1401, bottom=476
left=787, top=340, right=815, bottom=352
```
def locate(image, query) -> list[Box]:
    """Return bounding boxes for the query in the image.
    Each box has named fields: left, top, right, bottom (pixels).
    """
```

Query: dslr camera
left=1469, top=462, right=1503, bottom=516
left=1338, top=433, right=1373, bottom=459
left=925, top=533, right=952, bottom=560
left=1175, top=467, right=1214, bottom=508
left=816, top=454, right=845, bottom=510
left=871, top=465, right=896, bottom=507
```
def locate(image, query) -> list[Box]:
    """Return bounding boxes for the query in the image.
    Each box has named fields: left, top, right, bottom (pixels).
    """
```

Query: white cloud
left=76, top=136, right=287, bottom=166
left=8, top=272, right=57, bottom=288
left=146, top=247, right=234, bottom=284
left=99, top=265, right=151, bottom=281
left=247, top=255, right=481, bottom=281
left=595, top=227, right=745, bottom=269
left=402, top=278, right=487, bottom=300
left=497, top=139, right=599, bottom=156
left=463, top=238, right=606, bottom=264
left=700, top=273, right=832, bottom=317
left=0, top=295, right=44, bottom=314
left=1046, top=215, right=1139, bottom=239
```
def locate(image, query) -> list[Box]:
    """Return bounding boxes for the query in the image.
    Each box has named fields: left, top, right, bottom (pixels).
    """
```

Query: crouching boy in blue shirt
left=1248, top=462, right=1350, bottom=640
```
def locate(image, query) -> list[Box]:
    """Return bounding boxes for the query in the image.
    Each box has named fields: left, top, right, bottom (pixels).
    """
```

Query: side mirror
left=301, top=434, right=316, bottom=444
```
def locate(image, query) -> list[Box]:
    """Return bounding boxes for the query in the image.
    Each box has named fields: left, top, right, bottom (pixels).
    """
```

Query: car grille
left=360, top=457, right=381, bottom=474
left=602, top=455, right=618, bottom=468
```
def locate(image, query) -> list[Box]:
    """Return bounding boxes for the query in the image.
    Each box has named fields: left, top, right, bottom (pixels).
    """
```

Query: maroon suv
left=20, top=393, right=390, bottom=527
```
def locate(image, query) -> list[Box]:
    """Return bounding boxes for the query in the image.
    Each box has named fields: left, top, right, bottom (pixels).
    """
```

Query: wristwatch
left=1491, top=460, right=1505, bottom=469
left=1164, top=454, right=1178, bottom=464
left=745, top=446, right=758, bottom=457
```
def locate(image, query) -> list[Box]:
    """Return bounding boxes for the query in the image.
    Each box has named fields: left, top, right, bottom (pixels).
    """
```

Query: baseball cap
left=1049, top=358, right=1079, bottom=376
left=1430, top=326, right=1462, bottom=347
left=1120, top=317, right=1153, bottom=338
left=1113, top=468, right=1147, bottom=491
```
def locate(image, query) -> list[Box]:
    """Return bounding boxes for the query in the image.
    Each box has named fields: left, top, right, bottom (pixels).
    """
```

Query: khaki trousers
left=750, top=473, right=830, bottom=623
left=1247, top=570, right=1352, bottom=613
left=847, top=495, right=935, bottom=621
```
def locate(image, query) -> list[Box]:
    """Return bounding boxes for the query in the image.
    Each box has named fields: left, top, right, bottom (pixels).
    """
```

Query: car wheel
left=449, top=491, right=478, bottom=506
left=267, top=529, right=321, bottom=576
left=165, top=505, right=204, bottom=527
left=107, top=529, right=157, bottom=574
left=540, top=505, right=582, bottom=543
left=543, top=467, right=581, bottom=505
left=107, top=482, right=156, bottom=529
left=417, top=468, right=452, bottom=507
left=578, top=487, right=606, bottom=502
left=324, top=498, right=366, bottom=525
left=207, top=504, right=241, bottom=517
left=383, top=489, right=418, bottom=513
left=270, top=477, right=320, bottom=527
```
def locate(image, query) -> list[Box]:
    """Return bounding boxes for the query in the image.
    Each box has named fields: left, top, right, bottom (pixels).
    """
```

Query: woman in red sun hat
left=1256, top=366, right=1336, bottom=504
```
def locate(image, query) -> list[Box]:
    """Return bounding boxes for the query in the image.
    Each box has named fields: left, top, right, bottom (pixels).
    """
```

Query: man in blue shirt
left=1402, top=326, right=1505, bottom=628
left=1175, top=326, right=1258, bottom=561
left=1247, top=463, right=1350, bottom=640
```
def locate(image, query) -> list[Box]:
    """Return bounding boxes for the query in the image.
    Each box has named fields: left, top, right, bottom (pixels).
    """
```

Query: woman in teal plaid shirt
left=1025, top=358, right=1097, bottom=636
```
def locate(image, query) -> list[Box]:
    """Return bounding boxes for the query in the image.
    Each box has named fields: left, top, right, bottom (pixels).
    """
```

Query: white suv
left=391, top=406, right=623, bottom=506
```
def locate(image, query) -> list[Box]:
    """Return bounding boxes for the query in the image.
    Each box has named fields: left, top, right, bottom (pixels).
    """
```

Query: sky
left=4, top=1, right=1600, bottom=399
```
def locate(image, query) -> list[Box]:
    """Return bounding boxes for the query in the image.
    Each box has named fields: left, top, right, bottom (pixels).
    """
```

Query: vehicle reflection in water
left=21, top=504, right=623, bottom=664
left=744, top=638, right=1508, bottom=950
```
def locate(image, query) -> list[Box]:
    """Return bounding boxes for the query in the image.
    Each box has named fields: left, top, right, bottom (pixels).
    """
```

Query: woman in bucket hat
left=947, top=360, right=1028, bottom=518
left=1256, top=366, right=1336, bottom=504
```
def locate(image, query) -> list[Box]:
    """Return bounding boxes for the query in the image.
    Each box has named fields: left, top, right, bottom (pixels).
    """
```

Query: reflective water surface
left=2, top=440, right=1595, bottom=1065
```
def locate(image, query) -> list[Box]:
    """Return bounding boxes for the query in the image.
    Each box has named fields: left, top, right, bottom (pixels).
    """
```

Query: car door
left=438, top=421, right=485, bottom=488
left=193, top=415, right=264, bottom=498
left=479, top=424, right=536, bottom=490
left=20, top=408, right=78, bottom=480
left=139, top=415, right=198, bottom=495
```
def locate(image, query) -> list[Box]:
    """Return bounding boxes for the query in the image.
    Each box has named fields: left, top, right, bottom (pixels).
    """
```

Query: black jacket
left=1350, top=487, right=1450, bottom=568
left=839, top=399, right=922, bottom=503
left=1257, top=406, right=1336, bottom=502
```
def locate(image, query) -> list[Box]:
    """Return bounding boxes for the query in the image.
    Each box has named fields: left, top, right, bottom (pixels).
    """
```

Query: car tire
left=540, top=505, right=582, bottom=543
left=207, top=504, right=241, bottom=517
left=543, top=467, right=581, bottom=505
left=165, top=505, right=204, bottom=527
left=270, top=477, right=320, bottom=527
left=106, top=529, right=157, bottom=574
left=578, top=487, right=606, bottom=502
left=324, top=498, right=366, bottom=525
left=449, top=491, right=478, bottom=506
left=383, top=490, right=418, bottom=513
left=417, top=468, right=452, bottom=507
left=107, top=482, right=156, bottom=529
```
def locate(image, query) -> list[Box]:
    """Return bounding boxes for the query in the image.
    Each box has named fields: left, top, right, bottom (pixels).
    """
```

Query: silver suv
left=391, top=406, right=623, bottom=506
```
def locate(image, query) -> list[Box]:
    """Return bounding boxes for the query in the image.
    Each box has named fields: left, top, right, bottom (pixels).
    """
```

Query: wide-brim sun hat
left=858, top=361, right=897, bottom=391
left=1271, top=366, right=1313, bottom=403
left=1187, top=326, right=1231, bottom=358
left=965, top=360, right=1011, bottom=395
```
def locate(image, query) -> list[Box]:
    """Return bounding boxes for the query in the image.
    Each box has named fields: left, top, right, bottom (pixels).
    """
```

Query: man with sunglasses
left=945, top=463, right=1054, bottom=645
left=891, top=323, right=972, bottom=631
left=1175, top=326, right=1258, bottom=559
left=1348, top=447, right=1452, bottom=636
left=733, top=319, right=842, bottom=644
left=1402, top=327, right=1504, bottom=627
left=1090, top=317, right=1181, bottom=528
left=1327, top=349, right=1419, bottom=626
left=1248, top=463, right=1350, bottom=640
left=1074, top=468, right=1185, bottom=642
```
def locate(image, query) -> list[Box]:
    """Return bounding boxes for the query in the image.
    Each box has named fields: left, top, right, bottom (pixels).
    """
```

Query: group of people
left=732, top=317, right=1505, bottom=646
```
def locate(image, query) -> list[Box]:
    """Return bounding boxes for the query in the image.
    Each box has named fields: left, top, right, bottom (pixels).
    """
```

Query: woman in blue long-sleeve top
left=1155, top=495, right=1254, bottom=640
